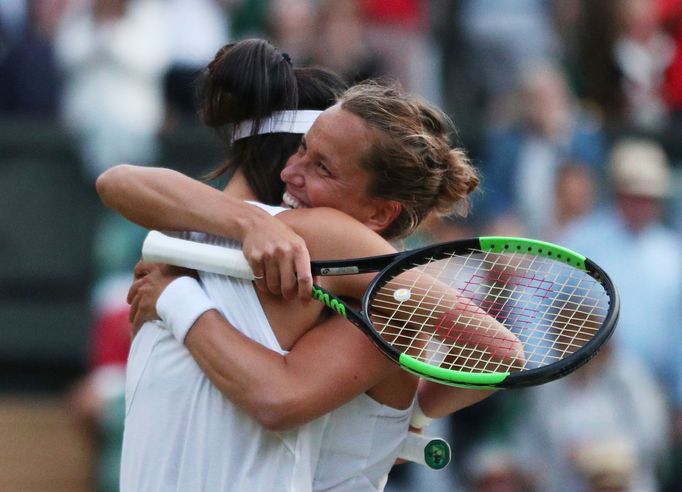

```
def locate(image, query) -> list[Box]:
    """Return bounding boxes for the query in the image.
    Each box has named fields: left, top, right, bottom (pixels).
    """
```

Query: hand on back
left=127, top=261, right=193, bottom=336
left=242, top=213, right=314, bottom=302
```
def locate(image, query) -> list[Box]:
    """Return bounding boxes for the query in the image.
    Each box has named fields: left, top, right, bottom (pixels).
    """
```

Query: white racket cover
left=142, top=231, right=255, bottom=280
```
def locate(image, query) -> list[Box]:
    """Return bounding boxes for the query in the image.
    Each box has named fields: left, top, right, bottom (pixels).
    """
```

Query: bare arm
left=126, top=262, right=399, bottom=431
left=97, top=164, right=313, bottom=299
left=126, top=212, right=405, bottom=430
left=415, top=380, right=495, bottom=421
left=129, top=266, right=492, bottom=431
left=96, top=165, right=263, bottom=240
left=185, top=310, right=398, bottom=431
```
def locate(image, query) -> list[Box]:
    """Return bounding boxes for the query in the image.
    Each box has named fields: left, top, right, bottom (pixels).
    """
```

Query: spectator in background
left=573, top=439, right=641, bottom=492
left=310, top=0, right=384, bottom=85
left=54, top=2, right=169, bottom=420
left=54, top=0, right=171, bottom=181
left=0, top=0, right=28, bottom=61
left=464, top=443, right=530, bottom=492
left=612, top=0, right=675, bottom=131
left=557, top=138, right=682, bottom=489
left=512, top=344, right=670, bottom=491
left=68, top=276, right=132, bottom=492
left=475, top=63, right=607, bottom=238
left=360, top=0, right=442, bottom=104
left=545, top=160, right=599, bottom=241
left=659, top=0, right=682, bottom=127
left=163, top=0, right=235, bottom=122
left=267, top=0, right=317, bottom=65
left=551, top=0, right=588, bottom=93
left=55, top=10, right=170, bottom=480
left=0, top=0, right=66, bottom=117
left=578, top=2, right=631, bottom=126
left=458, top=0, right=561, bottom=123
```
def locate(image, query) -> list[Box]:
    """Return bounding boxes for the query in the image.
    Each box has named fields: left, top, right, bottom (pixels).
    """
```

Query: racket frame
left=320, top=237, right=620, bottom=389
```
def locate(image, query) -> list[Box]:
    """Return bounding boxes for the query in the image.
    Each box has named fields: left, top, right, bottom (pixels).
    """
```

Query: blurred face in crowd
left=555, top=163, right=597, bottom=223
left=522, top=67, right=571, bottom=138
left=616, top=193, right=663, bottom=232
left=94, top=0, right=128, bottom=21
left=618, top=0, right=659, bottom=42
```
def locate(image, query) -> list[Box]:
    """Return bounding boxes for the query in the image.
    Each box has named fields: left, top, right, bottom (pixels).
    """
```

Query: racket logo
left=424, top=439, right=450, bottom=470
left=312, top=286, right=347, bottom=317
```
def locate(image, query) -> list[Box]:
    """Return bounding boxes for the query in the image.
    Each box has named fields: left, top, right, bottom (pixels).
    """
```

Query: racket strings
left=368, top=249, right=609, bottom=374
left=371, top=283, right=603, bottom=334
left=372, top=275, right=602, bottom=345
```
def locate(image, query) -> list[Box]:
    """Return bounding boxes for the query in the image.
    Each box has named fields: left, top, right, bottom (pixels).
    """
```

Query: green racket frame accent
left=398, top=353, right=509, bottom=387
left=479, top=236, right=587, bottom=271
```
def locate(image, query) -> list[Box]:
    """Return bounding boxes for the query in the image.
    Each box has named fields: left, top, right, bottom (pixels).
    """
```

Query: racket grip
left=398, top=432, right=451, bottom=470
left=142, top=231, right=255, bottom=280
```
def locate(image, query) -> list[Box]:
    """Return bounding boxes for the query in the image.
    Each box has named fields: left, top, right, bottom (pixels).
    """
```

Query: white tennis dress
left=121, top=203, right=329, bottom=492
left=315, top=394, right=413, bottom=491
left=120, top=202, right=412, bottom=491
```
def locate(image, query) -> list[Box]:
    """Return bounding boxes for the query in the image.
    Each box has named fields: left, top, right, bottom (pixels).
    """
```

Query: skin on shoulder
left=276, top=207, right=397, bottom=299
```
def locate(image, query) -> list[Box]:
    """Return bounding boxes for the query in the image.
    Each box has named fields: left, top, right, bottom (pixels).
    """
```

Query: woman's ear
left=364, top=200, right=402, bottom=235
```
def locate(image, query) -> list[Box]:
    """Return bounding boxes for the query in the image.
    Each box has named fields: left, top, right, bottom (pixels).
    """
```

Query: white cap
left=609, top=139, right=671, bottom=198
left=573, top=438, right=637, bottom=489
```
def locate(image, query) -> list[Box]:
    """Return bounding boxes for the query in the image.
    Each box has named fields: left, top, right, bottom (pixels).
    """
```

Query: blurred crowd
left=2, top=0, right=682, bottom=491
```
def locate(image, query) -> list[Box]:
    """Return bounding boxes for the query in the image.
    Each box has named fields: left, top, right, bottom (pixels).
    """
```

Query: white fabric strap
left=410, top=400, right=436, bottom=430
left=232, top=110, right=323, bottom=141
left=156, top=276, right=217, bottom=343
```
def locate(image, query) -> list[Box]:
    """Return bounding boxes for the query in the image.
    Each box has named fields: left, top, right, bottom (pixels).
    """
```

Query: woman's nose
left=281, top=158, right=305, bottom=187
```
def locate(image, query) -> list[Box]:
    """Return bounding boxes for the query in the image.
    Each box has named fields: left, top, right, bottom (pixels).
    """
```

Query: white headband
left=232, top=110, right=323, bottom=141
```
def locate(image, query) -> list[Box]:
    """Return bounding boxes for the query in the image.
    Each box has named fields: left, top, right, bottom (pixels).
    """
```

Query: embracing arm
left=413, top=380, right=494, bottom=426
left=97, top=165, right=314, bottom=299
left=96, top=165, right=265, bottom=239
left=185, top=310, right=397, bottom=431
left=129, top=263, right=487, bottom=431
left=127, top=212, right=404, bottom=430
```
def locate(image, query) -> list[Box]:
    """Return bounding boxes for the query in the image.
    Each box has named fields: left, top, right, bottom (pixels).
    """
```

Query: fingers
left=278, top=256, right=298, bottom=301
left=249, top=249, right=293, bottom=300
left=248, top=256, right=268, bottom=295
left=133, top=260, right=151, bottom=279
left=127, top=278, right=143, bottom=305
left=127, top=274, right=163, bottom=329
left=258, top=245, right=312, bottom=301
left=128, top=286, right=159, bottom=331
left=294, top=247, right=313, bottom=301
left=128, top=291, right=140, bottom=325
left=132, top=300, right=150, bottom=332
left=263, top=255, right=283, bottom=298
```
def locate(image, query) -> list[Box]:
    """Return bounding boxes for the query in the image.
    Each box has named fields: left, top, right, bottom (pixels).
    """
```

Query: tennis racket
left=142, top=231, right=619, bottom=389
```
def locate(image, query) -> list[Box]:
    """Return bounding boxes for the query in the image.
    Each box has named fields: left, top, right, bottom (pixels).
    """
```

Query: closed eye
left=316, top=162, right=331, bottom=176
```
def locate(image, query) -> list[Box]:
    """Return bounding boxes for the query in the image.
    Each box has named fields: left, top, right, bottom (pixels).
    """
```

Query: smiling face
left=280, top=104, right=400, bottom=234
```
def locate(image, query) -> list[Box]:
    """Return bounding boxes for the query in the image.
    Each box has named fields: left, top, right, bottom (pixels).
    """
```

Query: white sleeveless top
left=120, top=203, right=328, bottom=492
left=315, top=395, right=413, bottom=491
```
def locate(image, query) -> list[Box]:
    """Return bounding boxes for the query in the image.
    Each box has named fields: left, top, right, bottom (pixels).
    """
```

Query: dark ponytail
left=198, top=39, right=345, bottom=205
left=200, top=39, right=297, bottom=130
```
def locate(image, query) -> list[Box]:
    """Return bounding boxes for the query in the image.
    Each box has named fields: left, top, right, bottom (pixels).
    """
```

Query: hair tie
left=281, top=52, right=292, bottom=65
